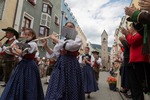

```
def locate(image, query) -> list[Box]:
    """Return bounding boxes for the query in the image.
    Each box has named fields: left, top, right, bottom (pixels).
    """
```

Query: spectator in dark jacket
left=121, top=23, right=150, bottom=100
left=119, top=36, right=131, bottom=95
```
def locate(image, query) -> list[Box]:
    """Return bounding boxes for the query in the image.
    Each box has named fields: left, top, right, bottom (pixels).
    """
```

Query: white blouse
left=27, top=41, right=38, bottom=54
left=46, top=36, right=82, bottom=59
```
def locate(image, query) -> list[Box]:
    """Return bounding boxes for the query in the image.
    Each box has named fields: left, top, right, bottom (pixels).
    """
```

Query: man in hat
left=92, top=50, right=102, bottom=81
left=0, top=27, right=19, bottom=86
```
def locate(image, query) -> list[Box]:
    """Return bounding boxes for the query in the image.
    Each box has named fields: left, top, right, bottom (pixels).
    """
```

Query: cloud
left=65, top=0, right=131, bottom=47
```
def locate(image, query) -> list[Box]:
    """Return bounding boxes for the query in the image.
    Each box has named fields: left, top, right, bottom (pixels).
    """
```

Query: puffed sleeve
left=27, top=42, right=38, bottom=53
left=64, top=36, right=82, bottom=52
left=46, top=36, right=82, bottom=58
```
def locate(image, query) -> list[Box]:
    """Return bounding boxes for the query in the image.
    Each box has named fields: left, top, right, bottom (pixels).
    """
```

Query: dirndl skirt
left=45, top=54, right=85, bottom=100
left=82, top=64, right=99, bottom=93
left=0, top=59, right=44, bottom=100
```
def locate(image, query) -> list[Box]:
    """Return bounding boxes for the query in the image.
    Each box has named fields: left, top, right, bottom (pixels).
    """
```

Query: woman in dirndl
left=82, top=47, right=99, bottom=98
left=43, top=22, right=85, bottom=100
left=0, top=28, right=44, bottom=100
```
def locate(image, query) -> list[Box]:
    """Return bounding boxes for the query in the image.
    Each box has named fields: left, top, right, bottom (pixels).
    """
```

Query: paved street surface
left=2, top=72, right=149, bottom=100
left=0, top=72, right=124, bottom=100
left=88, top=72, right=122, bottom=100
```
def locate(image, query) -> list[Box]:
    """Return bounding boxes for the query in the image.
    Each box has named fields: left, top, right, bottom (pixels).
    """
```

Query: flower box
left=107, top=76, right=117, bottom=90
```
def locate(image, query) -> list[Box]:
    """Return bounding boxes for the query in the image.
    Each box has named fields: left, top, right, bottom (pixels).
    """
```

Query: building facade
left=43, top=0, right=62, bottom=51
left=15, top=0, right=43, bottom=34
left=14, top=0, right=44, bottom=57
left=13, top=0, right=62, bottom=57
left=0, top=0, right=87, bottom=58
left=110, top=15, right=128, bottom=66
left=61, top=0, right=78, bottom=27
left=49, top=0, right=61, bottom=36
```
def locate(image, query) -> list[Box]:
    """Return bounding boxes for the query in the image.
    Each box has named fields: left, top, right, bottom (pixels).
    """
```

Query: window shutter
left=40, top=13, right=47, bottom=26
left=40, top=13, right=51, bottom=28
left=47, top=16, right=51, bottom=28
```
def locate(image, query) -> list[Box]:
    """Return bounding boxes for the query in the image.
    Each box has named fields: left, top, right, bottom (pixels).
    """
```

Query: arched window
left=103, top=38, right=106, bottom=41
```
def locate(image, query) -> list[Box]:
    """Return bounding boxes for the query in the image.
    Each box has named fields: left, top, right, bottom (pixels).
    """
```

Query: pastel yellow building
left=0, top=0, right=18, bottom=43
left=76, top=25, right=87, bottom=49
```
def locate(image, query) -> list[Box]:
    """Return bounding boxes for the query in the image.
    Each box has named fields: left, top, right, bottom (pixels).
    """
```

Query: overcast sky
left=65, top=0, right=131, bottom=47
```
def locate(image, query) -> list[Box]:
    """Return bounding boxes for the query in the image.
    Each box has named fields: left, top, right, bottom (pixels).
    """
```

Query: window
left=72, top=16, right=75, bottom=19
left=40, top=13, right=51, bottom=28
left=21, top=13, right=34, bottom=29
left=28, top=0, right=36, bottom=6
left=21, top=17, right=31, bottom=36
left=21, top=12, right=34, bottom=36
left=0, top=0, right=5, bottom=20
left=39, top=26, right=49, bottom=37
left=41, top=3, right=52, bottom=28
left=39, top=26, right=44, bottom=36
left=54, top=15, right=59, bottom=26
left=64, top=13, right=68, bottom=20
left=67, top=7, right=70, bottom=11
left=42, top=3, right=52, bottom=16
left=22, top=17, right=31, bottom=28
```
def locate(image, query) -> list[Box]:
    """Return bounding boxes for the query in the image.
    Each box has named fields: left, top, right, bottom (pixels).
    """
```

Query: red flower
left=107, top=76, right=117, bottom=84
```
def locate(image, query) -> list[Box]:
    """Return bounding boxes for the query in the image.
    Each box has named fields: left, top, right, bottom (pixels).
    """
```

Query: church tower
left=101, top=30, right=108, bottom=69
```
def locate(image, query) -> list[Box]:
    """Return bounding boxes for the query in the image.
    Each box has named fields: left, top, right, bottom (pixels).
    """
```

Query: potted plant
left=107, top=76, right=117, bottom=90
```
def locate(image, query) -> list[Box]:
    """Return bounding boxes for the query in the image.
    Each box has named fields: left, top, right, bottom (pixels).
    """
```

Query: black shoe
left=123, top=93, right=132, bottom=98
left=126, top=90, right=132, bottom=98
left=113, top=88, right=119, bottom=92
left=120, top=89, right=128, bottom=93
left=143, top=87, right=150, bottom=94
left=87, top=94, right=91, bottom=99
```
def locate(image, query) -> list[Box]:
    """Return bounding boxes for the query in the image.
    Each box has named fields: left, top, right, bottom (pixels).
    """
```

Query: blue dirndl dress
left=0, top=55, right=44, bottom=100
left=82, top=63, right=99, bottom=93
left=45, top=54, right=85, bottom=100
